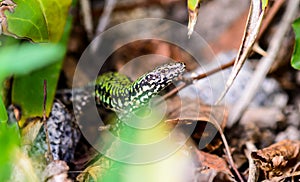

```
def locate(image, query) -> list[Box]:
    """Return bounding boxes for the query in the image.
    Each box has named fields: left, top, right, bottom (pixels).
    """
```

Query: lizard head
left=131, top=62, right=186, bottom=105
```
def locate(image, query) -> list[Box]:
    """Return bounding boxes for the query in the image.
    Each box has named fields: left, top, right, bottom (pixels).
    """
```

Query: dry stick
left=292, top=162, right=300, bottom=182
left=162, top=59, right=235, bottom=101
left=43, top=80, right=53, bottom=162
left=245, top=142, right=259, bottom=182
left=265, top=171, right=300, bottom=182
left=228, top=0, right=300, bottom=126
left=192, top=59, right=235, bottom=80
left=213, top=117, right=245, bottom=182
left=79, top=0, right=94, bottom=40
left=201, top=69, right=244, bottom=181
left=95, top=0, right=116, bottom=36
left=91, top=0, right=116, bottom=52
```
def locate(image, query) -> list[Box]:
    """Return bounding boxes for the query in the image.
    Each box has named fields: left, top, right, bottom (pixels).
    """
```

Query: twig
left=228, top=0, right=300, bottom=126
left=245, top=141, right=259, bottom=182
left=252, top=43, right=268, bottom=57
left=161, top=59, right=235, bottom=101
left=79, top=0, right=94, bottom=40
left=292, top=162, right=300, bottom=182
left=210, top=117, right=245, bottom=182
left=91, top=0, right=116, bottom=52
left=192, top=59, right=235, bottom=80
left=95, top=0, right=116, bottom=36
left=43, top=80, right=53, bottom=162
left=264, top=171, right=300, bottom=182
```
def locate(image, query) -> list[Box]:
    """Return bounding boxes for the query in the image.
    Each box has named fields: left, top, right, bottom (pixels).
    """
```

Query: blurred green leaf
left=187, top=0, right=201, bottom=11
left=11, top=10, right=73, bottom=126
left=12, top=62, right=62, bottom=126
left=0, top=43, right=63, bottom=123
left=5, top=0, right=71, bottom=42
left=99, top=107, right=173, bottom=181
left=0, top=98, right=8, bottom=123
left=0, top=124, right=19, bottom=181
left=291, top=17, right=300, bottom=70
left=261, top=0, right=268, bottom=10
left=187, top=0, right=201, bottom=37
left=0, top=43, right=63, bottom=80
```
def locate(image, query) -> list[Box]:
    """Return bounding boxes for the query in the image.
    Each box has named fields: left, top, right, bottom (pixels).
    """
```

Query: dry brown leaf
left=165, top=97, right=228, bottom=151
left=194, top=149, right=233, bottom=177
left=251, top=139, right=300, bottom=178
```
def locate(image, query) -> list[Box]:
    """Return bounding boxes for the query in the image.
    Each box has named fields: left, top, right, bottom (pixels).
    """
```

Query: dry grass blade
left=216, top=0, right=266, bottom=104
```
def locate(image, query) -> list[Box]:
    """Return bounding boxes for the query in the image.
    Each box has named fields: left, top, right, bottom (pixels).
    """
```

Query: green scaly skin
left=94, top=62, right=185, bottom=123
left=59, top=62, right=185, bottom=117
left=58, top=62, right=185, bottom=132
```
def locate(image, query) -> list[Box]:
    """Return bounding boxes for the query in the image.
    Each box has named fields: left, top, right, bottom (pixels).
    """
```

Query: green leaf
left=261, top=0, right=269, bottom=10
left=0, top=124, right=19, bottom=181
left=291, top=17, right=300, bottom=70
left=0, top=43, right=64, bottom=80
left=0, top=97, right=8, bottom=123
left=187, top=0, right=201, bottom=37
left=12, top=62, right=62, bottom=126
left=5, top=0, right=71, bottom=42
left=188, top=0, right=201, bottom=11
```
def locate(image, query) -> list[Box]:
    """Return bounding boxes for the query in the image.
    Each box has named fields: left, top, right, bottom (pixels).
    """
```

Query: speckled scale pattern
left=95, top=62, right=186, bottom=115
left=30, top=100, right=80, bottom=162
left=95, top=72, right=132, bottom=113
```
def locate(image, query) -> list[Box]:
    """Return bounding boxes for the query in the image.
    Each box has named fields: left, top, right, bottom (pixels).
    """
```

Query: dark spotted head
left=144, top=62, right=185, bottom=89
left=130, top=62, right=186, bottom=106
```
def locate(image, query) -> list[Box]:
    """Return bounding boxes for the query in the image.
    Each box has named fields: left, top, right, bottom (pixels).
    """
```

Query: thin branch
left=245, top=141, right=259, bottom=182
left=95, top=0, right=116, bottom=36
left=79, top=0, right=94, bottom=40
left=209, top=117, right=245, bottom=182
left=91, top=0, right=116, bottom=52
left=192, top=59, right=235, bottom=80
left=161, top=59, right=235, bottom=102
left=43, top=80, right=53, bottom=162
left=265, top=171, right=300, bottom=182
